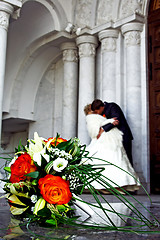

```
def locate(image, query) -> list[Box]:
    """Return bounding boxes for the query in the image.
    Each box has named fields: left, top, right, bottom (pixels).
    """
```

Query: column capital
left=61, top=42, right=78, bottom=62
left=76, top=35, right=98, bottom=47
left=1, top=0, right=22, bottom=8
left=121, top=22, right=144, bottom=46
left=0, top=2, right=14, bottom=30
left=61, top=42, right=77, bottom=51
left=121, top=22, right=144, bottom=35
left=98, top=29, right=119, bottom=41
left=0, top=1, right=14, bottom=14
left=76, top=35, right=98, bottom=58
left=0, top=1, right=22, bottom=21
left=98, top=29, right=119, bottom=52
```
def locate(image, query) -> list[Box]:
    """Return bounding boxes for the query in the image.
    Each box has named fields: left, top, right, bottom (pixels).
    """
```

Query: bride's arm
left=86, top=115, right=101, bottom=139
left=97, top=117, right=114, bottom=139
left=100, top=118, right=114, bottom=127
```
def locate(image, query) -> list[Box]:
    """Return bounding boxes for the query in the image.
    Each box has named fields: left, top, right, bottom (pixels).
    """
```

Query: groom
left=91, top=99, right=133, bottom=166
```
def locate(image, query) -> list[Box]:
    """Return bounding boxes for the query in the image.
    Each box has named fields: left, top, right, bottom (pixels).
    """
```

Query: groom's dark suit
left=102, top=102, right=133, bottom=166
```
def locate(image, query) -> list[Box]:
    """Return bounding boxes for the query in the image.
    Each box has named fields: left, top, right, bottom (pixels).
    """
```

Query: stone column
left=61, top=42, right=78, bottom=139
left=121, top=22, right=143, bottom=170
left=98, top=29, right=119, bottom=102
left=0, top=2, right=14, bottom=141
left=76, top=35, right=98, bottom=144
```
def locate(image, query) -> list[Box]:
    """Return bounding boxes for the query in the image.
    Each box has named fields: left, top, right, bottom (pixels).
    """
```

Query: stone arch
left=9, top=30, right=74, bottom=119
left=142, top=0, right=150, bottom=16
left=22, top=0, right=68, bottom=30
left=4, top=0, right=71, bottom=118
left=16, top=45, right=60, bottom=120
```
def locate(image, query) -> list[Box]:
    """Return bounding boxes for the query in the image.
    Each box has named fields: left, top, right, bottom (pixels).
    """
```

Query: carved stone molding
left=99, top=29, right=119, bottom=52
left=0, top=12, right=8, bottom=30
left=76, top=35, right=98, bottom=58
left=101, top=38, right=117, bottom=52
left=121, top=22, right=144, bottom=46
left=78, top=43, right=97, bottom=58
left=124, top=31, right=141, bottom=46
left=62, top=49, right=78, bottom=62
left=0, top=1, right=14, bottom=30
left=61, top=42, right=78, bottom=62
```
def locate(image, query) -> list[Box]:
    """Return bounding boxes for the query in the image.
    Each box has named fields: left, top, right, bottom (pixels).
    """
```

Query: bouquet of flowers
left=1, top=132, right=160, bottom=232
left=2, top=132, right=94, bottom=226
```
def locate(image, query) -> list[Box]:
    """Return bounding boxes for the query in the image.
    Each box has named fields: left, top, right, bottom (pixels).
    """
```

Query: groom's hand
left=97, top=127, right=104, bottom=139
left=112, top=117, right=119, bottom=126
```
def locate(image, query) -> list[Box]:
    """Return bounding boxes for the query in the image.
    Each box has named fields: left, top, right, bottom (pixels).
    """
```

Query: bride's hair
left=84, top=104, right=91, bottom=115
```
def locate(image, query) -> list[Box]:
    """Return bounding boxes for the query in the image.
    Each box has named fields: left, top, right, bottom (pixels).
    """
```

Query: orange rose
left=47, top=137, right=67, bottom=146
left=38, top=175, right=72, bottom=205
left=10, top=153, right=37, bottom=183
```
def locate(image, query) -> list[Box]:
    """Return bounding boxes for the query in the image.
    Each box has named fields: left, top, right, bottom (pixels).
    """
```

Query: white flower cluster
left=67, top=170, right=83, bottom=191
left=49, top=148, right=72, bottom=161
left=31, top=195, right=38, bottom=203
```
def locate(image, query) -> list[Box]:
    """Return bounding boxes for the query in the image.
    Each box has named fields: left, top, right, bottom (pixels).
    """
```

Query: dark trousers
left=123, top=137, right=133, bottom=166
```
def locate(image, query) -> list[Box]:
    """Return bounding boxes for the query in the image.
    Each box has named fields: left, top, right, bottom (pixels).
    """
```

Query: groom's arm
left=102, top=122, right=114, bottom=132
left=102, top=104, right=120, bottom=132
left=102, top=118, right=119, bottom=132
left=97, top=119, right=119, bottom=139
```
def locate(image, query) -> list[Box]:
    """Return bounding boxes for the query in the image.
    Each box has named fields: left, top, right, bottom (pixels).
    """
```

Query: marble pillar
left=76, top=35, right=98, bottom=144
left=61, top=42, right=78, bottom=139
left=98, top=29, right=119, bottom=102
left=121, top=22, right=143, bottom=170
left=0, top=2, right=14, bottom=141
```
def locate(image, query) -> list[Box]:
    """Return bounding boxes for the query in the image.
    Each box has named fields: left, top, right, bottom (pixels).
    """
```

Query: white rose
left=53, top=158, right=68, bottom=172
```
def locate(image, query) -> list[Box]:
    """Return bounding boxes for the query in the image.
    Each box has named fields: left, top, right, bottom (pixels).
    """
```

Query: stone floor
left=0, top=194, right=160, bottom=240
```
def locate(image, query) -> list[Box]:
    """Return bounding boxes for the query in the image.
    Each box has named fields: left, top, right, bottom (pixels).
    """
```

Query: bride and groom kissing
left=84, top=99, right=140, bottom=193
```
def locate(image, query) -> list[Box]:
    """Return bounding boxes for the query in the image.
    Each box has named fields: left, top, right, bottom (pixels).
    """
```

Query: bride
left=84, top=104, right=140, bottom=193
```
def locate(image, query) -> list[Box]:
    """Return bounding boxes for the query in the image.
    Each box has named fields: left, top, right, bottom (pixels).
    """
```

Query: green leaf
left=31, top=179, right=38, bottom=185
left=57, top=205, right=66, bottom=212
left=4, top=167, right=11, bottom=173
left=57, top=142, right=68, bottom=150
left=44, top=160, right=54, bottom=174
left=25, top=171, right=39, bottom=178
left=37, top=207, right=51, bottom=217
left=45, top=218, right=57, bottom=226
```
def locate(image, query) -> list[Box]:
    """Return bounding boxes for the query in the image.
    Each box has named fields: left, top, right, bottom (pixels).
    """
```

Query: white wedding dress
left=85, top=114, right=140, bottom=191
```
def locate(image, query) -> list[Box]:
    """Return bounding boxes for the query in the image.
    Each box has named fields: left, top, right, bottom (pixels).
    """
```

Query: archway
left=148, top=0, right=160, bottom=193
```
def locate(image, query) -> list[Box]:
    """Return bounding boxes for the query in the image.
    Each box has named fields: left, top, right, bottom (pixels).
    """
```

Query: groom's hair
left=91, top=99, right=104, bottom=111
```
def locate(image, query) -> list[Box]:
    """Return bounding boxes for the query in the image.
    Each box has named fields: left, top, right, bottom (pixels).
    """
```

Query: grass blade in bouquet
left=0, top=132, right=159, bottom=234
left=69, top=157, right=160, bottom=232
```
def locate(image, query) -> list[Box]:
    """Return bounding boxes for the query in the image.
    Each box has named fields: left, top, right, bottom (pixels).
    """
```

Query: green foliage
left=25, top=171, right=39, bottom=179
left=15, top=139, right=26, bottom=153
left=37, top=207, right=51, bottom=218
left=4, top=166, right=11, bottom=173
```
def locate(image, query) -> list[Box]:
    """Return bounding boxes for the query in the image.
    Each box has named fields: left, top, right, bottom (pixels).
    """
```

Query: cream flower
left=53, top=158, right=68, bottom=172
left=26, top=132, right=49, bottom=166
left=33, top=148, right=49, bottom=166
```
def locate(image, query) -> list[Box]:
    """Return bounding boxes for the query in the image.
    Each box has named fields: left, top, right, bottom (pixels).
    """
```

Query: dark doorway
left=148, top=0, right=160, bottom=193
